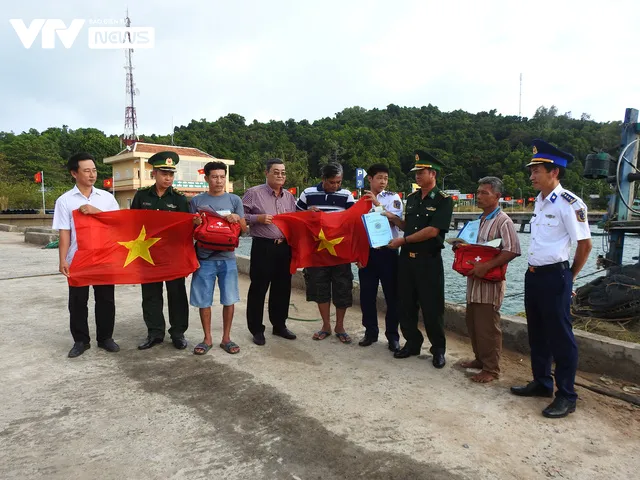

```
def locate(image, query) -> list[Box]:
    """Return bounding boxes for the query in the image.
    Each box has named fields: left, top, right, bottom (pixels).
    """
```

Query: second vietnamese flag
left=272, top=199, right=372, bottom=274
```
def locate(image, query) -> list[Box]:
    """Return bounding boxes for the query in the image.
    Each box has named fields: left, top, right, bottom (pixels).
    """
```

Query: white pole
left=40, top=170, right=46, bottom=213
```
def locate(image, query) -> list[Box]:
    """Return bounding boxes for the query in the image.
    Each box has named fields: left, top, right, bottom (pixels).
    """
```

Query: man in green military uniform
left=131, top=151, right=190, bottom=350
left=386, top=150, right=454, bottom=368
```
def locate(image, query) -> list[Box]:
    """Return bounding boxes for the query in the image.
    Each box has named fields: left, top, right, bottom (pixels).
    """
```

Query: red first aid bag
left=193, top=212, right=241, bottom=251
left=452, top=244, right=507, bottom=282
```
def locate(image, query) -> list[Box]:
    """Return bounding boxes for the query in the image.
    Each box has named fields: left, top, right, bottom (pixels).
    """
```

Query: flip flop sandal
left=312, top=330, right=331, bottom=340
left=220, top=341, right=240, bottom=354
left=335, top=332, right=352, bottom=344
left=193, top=342, right=212, bottom=355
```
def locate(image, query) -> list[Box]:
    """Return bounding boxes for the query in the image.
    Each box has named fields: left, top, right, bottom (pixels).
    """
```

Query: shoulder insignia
left=137, top=185, right=152, bottom=191
left=561, top=191, right=577, bottom=204
left=575, top=208, right=587, bottom=222
left=408, top=190, right=419, bottom=197
left=393, top=199, right=402, bottom=209
left=439, top=190, right=449, bottom=198
left=173, top=188, right=185, bottom=196
left=550, top=192, right=558, bottom=203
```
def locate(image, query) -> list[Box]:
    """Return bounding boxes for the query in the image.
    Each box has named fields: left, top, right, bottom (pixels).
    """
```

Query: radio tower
left=122, top=10, right=138, bottom=148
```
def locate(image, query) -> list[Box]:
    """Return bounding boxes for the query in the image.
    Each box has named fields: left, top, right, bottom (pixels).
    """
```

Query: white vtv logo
left=10, top=19, right=85, bottom=49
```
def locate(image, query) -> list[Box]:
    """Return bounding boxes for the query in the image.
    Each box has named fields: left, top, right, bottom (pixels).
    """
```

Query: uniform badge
left=575, top=208, right=587, bottom=222
left=545, top=214, right=555, bottom=219
left=393, top=200, right=401, bottom=209
left=426, top=207, right=436, bottom=211
left=532, top=146, right=538, bottom=154
left=550, top=193, right=557, bottom=203
left=561, top=191, right=577, bottom=204
left=166, top=203, right=176, bottom=208
left=415, top=153, right=420, bottom=161
left=166, top=158, right=173, bottom=165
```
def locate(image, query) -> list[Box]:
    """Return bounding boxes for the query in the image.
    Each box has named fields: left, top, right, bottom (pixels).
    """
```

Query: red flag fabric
left=287, top=187, right=297, bottom=196
left=272, top=199, right=372, bottom=274
left=103, top=178, right=113, bottom=188
left=34, top=172, right=42, bottom=183
left=68, top=210, right=199, bottom=287
left=198, top=168, right=205, bottom=174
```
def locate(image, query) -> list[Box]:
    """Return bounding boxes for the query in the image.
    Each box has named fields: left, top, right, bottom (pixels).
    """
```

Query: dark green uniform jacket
left=130, top=185, right=189, bottom=212
left=403, top=186, right=454, bottom=254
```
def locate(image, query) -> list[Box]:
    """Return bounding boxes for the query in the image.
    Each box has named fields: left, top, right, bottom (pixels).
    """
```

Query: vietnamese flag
left=68, top=210, right=199, bottom=287
left=34, top=172, right=42, bottom=183
left=272, top=199, right=372, bottom=274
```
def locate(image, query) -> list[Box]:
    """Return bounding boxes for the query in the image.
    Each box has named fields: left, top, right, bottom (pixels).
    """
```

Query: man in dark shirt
left=387, top=150, right=454, bottom=368
left=131, top=151, right=190, bottom=350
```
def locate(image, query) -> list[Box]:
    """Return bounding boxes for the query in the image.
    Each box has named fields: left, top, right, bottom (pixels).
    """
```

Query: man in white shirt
left=510, top=140, right=592, bottom=419
left=357, top=164, right=403, bottom=352
left=52, top=153, right=120, bottom=358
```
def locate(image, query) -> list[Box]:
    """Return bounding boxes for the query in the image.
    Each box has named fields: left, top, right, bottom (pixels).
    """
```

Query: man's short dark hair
left=67, top=153, right=95, bottom=172
left=266, top=158, right=284, bottom=172
left=321, top=163, right=343, bottom=179
left=367, top=163, right=389, bottom=177
left=204, top=161, right=227, bottom=176
left=538, top=164, right=565, bottom=180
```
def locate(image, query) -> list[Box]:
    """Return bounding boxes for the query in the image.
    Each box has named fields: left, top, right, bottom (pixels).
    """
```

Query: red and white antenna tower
left=122, top=10, right=139, bottom=149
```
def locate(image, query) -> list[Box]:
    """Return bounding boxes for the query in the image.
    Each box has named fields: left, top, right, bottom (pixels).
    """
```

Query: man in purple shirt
left=242, top=158, right=298, bottom=345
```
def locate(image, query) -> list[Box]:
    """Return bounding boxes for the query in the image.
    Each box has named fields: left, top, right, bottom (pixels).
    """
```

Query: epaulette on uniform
left=408, top=190, right=419, bottom=197
left=137, top=185, right=152, bottom=191
left=561, top=191, right=577, bottom=204
left=439, top=190, right=450, bottom=198
left=383, top=191, right=396, bottom=197
left=173, top=188, right=185, bottom=196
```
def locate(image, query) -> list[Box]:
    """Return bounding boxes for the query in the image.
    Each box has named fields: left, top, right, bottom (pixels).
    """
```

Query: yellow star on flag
left=314, top=228, right=344, bottom=256
left=117, top=225, right=161, bottom=267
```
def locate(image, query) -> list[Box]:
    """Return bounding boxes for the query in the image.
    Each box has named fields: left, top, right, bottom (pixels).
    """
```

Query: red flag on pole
left=68, top=210, right=199, bottom=287
left=272, top=199, right=372, bottom=274
left=103, top=178, right=113, bottom=188
left=287, top=187, right=297, bottom=196
left=34, top=172, right=42, bottom=183
left=198, top=168, right=205, bottom=175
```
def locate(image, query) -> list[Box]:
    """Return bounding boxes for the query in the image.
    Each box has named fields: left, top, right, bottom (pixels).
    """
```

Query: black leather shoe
left=98, top=338, right=120, bottom=352
left=542, top=396, right=576, bottom=418
left=138, top=337, right=163, bottom=350
left=510, top=381, right=554, bottom=398
left=432, top=353, right=446, bottom=369
left=393, top=345, right=421, bottom=359
left=358, top=335, right=377, bottom=347
left=253, top=333, right=266, bottom=345
left=171, top=337, right=188, bottom=350
left=387, top=340, right=400, bottom=352
left=272, top=328, right=296, bottom=340
left=68, top=342, right=90, bottom=358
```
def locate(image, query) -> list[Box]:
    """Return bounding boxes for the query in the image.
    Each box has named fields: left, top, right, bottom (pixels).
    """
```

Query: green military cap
left=148, top=151, right=179, bottom=171
left=410, top=150, right=443, bottom=172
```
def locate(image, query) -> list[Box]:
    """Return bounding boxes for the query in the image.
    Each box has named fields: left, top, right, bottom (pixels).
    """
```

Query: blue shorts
left=190, top=258, right=240, bottom=307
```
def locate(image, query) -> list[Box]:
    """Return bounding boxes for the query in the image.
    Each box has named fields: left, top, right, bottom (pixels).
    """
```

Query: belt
left=254, top=236, right=287, bottom=245
left=527, top=261, right=569, bottom=273
left=406, top=250, right=441, bottom=259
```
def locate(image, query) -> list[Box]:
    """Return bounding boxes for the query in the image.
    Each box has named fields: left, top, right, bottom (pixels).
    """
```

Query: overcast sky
left=2, top=0, right=639, bottom=137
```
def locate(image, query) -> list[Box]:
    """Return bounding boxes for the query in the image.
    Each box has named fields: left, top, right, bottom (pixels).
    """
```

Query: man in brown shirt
left=242, top=158, right=298, bottom=345
left=459, top=177, right=521, bottom=382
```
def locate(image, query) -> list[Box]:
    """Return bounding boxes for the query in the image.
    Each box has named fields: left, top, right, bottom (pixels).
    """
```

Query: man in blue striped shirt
left=296, top=163, right=356, bottom=343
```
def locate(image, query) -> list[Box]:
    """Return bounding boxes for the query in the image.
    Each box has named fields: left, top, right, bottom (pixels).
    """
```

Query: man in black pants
left=131, top=151, right=191, bottom=350
left=52, top=153, right=121, bottom=358
left=242, top=158, right=298, bottom=345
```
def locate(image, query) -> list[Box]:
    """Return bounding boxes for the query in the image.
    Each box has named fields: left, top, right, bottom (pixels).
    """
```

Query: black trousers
left=397, top=251, right=446, bottom=354
left=247, top=238, right=292, bottom=335
left=358, top=248, right=400, bottom=341
left=68, top=285, right=115, bottom=344
left=141, top=277, right=189, bottom=339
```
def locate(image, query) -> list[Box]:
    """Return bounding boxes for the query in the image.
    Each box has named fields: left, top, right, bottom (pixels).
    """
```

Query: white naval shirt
left=52, top=185, right=120, bottom=264
left=528, top=184, right=591, bottom=266
left=375, top=190, right=404, bottom=239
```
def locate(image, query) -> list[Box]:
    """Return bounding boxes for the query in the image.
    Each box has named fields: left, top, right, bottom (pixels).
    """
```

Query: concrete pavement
left=0, top=231, right=638, bottom=480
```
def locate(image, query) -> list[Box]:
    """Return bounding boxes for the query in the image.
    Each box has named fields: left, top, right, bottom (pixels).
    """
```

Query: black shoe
left=272, top=328, right=296, bottom=340
left=98, top=338, right=120, bottom=353
left=542, top=396, right=576, bottom=418
left=393, top=345, right=421, bottom=359
left=138, top=337, right=164, bottom=350
left=432, top=353, right=446, bottom=369
left=171, top=337, right=188, bottom=350
left=68, top=342, right=90, bottom=358
left=253, top=333, right=266, bottom=346
left=358, top=335, right=377, bottom=347
left=510, top=381, right=554, bottom=398
left=387, top=340, right=400, bottom=352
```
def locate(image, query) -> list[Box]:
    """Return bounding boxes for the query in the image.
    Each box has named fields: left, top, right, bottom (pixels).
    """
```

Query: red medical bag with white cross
left=193, top=212, right=241, bottom=251
left=452, top=244, right=507, bottom=282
